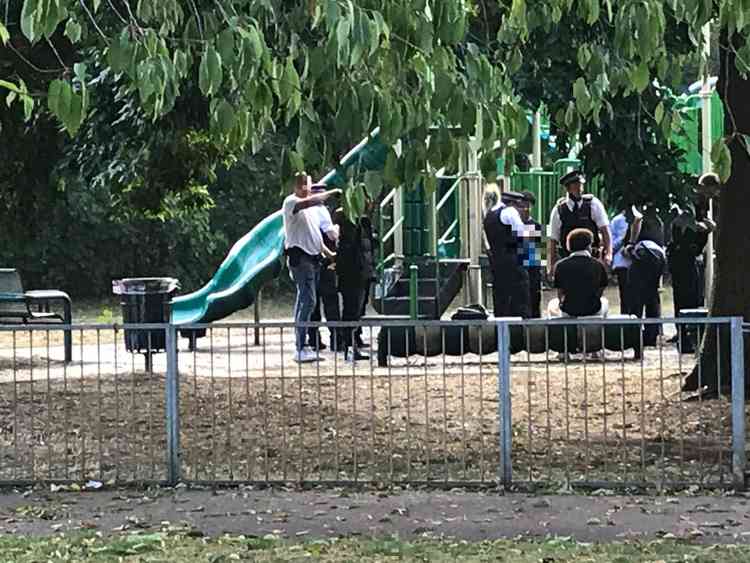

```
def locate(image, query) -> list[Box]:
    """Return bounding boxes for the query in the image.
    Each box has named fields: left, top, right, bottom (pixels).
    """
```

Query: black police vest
left=558, top=196, right=600, bottom=255
left=483, top=205, right=517, bottom=264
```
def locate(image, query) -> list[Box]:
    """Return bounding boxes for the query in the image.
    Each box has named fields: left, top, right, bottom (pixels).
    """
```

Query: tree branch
left=7, top=43, right=64, bottom=74
left=80, top=0, right=109, bottom=40
left=105, top=0, right=129, bottom=25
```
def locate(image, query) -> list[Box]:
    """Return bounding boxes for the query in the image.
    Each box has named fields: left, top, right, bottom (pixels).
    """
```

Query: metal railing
left=378, top=187, right=402, bottom=274
left=0, top=317, right=745, bottom=490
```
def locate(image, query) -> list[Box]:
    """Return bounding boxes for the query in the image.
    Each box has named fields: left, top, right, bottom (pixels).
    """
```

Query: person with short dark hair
left=552, top=228, right=609, bottom=317
left=519, top=191, right=543, bottom=318
left=282, top=174, right=341, bottom=363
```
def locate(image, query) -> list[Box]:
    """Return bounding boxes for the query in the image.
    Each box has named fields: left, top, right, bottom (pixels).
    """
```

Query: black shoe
left=309, top=341, right=327, bottom=351
left=345, top=348, right=370, bottom=362
left=355, top=338, right=370, bottom=349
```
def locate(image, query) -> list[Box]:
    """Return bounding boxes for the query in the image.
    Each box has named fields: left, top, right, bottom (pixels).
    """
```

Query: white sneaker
left=294, top=348, right=317, bottom=363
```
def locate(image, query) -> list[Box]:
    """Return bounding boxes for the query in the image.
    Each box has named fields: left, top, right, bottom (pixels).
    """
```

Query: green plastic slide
left=171, top=130, right=388, bottom=326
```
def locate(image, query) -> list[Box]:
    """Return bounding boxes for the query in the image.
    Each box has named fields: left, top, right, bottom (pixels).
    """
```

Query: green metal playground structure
left=168, top=86, right=724, bottom=336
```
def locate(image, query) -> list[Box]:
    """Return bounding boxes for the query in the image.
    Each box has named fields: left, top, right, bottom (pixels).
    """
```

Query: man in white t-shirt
left=282, top=173, right=341, bottom=363
left=547, top=170, right=611, bottom=276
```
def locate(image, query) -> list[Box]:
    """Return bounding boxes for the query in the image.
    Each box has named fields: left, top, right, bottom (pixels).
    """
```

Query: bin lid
left=112, top=277, right=180, bottom=295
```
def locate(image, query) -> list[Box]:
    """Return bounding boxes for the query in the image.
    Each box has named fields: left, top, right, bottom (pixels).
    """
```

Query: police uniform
left=483, top=191, right=531, bottom=318
left=549, top=171, right=609, bottom=259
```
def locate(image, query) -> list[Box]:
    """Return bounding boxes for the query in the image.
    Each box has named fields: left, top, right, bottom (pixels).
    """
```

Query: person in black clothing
left=483, top=191, right=531, bottom=318
left=667, top=198, right=715, bottom=351
left=334, top=207, right=372, bottom=361
left=519, top=191, right=544, bottom=318
left=307, top=185, right=342, bottom=351
left=553, top=228, right=609, bottom=317
left=355, top=198, right=377, bottom=349
left=625, top=204, right=666, bottom=347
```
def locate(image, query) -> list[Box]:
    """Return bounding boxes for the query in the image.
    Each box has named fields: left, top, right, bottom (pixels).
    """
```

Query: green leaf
left=207, top=46, right=223, bottom=94
left=21, top=0, right=38, bottom=42
left=0, top=22, right=9, bottom=45
left=573, top=77, right=592, bottom=116
left=47, top=79, right=63, bottom=116
left=65, top=19, right=82, bottom=42
left=326, top=0, right=340, bottom=31
left=215, top=99, right=235, bottom=136
left=383, top=148, right=400, bottom=186
left=631, top=63, right=650, bottom=93
left=711, top=138, right=732, bottom=183
left=287, top=150, right=304, bottom=172
left=654, top=101, right=664, bottom=124
left=217, top=29, right=235, bottom=67
left=364, top=170, right=384, bottom=202
left=585, top=0, right=600, bottom=24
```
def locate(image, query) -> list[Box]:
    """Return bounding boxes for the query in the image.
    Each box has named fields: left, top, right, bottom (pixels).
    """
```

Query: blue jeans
left=289, top=255, right=320, bottom=351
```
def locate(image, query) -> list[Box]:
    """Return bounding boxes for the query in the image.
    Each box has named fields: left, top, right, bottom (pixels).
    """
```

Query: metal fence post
left=165, top=323, right=181, bottom=485
left=731, top=316, right=746, bottom=490
left=497, top=321, right=512, bottom=486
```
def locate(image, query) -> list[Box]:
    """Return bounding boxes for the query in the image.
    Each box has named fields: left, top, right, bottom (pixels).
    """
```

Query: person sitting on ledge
left=550, top=228, right=609, bottom=317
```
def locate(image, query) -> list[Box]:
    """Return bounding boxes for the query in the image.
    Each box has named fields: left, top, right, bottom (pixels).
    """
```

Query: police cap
left=559, top=170, right=586, bottom=187
left=500, top=191, right=524, bottom=204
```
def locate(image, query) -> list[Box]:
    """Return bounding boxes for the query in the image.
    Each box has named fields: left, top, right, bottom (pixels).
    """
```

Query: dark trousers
left=355, top=280, right=372, bottom=344
left=627, top=251, right=665, bottom=346
left=527, top=268, right=542, bottom=318
left=492, top=258, right=531, bottom=318
left=614, top=267, right=630, bottom=314
left=308, top=268, right=341, bottom=348
left=669, top=253, right=701, bottom=349
left=340, top=282, right=366, bottom=348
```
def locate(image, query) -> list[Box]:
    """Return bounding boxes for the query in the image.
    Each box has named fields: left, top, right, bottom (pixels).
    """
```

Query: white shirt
left=491, top=203, right=528, bottom=236
left=611, top=206, right=643, bottom=269
left=309, top=204, right=338, bottom=242
left=548, top=196, right=609, bottom=242
left=282, top=194, right=324, bottom=256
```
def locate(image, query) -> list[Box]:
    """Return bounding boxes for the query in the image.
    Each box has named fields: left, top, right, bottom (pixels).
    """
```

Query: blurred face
left=566, top=181, right=583, bottom=200
left=294, top=174, right=311, bottom=198
left=517, top=201, right=531, bottom=221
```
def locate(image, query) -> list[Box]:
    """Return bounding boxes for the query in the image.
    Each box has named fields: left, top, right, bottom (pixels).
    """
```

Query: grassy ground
left=1, top=534, right=749, bottom=562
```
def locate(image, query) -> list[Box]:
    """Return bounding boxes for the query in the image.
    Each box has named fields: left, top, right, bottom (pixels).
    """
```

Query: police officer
left=306, top=184, right=342, bottom=351
left=483, top=191, right=531, bottom=318
left=547, top=171, right=612, bottom=276
left=519, top=191, right=544, bottom=318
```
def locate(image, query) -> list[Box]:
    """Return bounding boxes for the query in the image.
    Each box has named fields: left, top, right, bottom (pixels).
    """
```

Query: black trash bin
left=113, top=278, right=179, bottom=354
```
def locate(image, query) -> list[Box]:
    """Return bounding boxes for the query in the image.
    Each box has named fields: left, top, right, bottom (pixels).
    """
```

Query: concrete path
left=2, top=487, right=750, bottom=544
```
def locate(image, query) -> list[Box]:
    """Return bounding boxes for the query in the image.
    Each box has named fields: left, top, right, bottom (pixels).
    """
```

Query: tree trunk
left=683, top=31, right=750, bottom=395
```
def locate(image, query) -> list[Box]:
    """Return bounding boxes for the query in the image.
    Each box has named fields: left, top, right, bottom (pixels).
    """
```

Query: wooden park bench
left=0, top=268, right=72, bottom=362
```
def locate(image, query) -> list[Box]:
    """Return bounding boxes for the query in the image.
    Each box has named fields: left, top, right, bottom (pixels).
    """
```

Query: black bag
left=451, top=304, right=489, bottom=321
